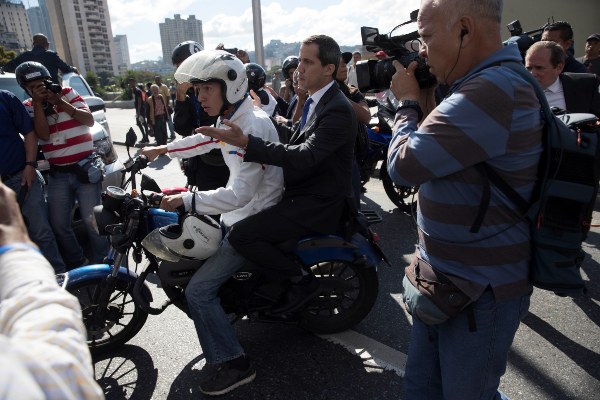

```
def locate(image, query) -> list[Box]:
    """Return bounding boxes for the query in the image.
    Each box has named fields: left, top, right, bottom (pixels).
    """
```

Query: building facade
left=26, top=0, right=55, bottom=50
left=159, top=14, right=204, bottom=65
left=0, top=0, right=31, bottom=51
left=45, top=0, right=117, bottom=76
left=113, top=34, right=130, bottom=75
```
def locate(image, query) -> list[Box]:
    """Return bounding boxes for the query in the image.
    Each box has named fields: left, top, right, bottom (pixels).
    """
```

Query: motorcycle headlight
left=94, top=137, right=118, bottom=165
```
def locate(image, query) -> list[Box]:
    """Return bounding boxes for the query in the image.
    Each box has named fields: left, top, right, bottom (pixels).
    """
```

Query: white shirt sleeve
left=166, top=132, right=222, bottom=159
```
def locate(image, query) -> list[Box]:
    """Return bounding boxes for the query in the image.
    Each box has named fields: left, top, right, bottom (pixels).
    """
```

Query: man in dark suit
left=199, top=34, right=357, bottom=314
left=525, top=41, right=600, bottom=117
left=2, top=34, right=78, bottom=84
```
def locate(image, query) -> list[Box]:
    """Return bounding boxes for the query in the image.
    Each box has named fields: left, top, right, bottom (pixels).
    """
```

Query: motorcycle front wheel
left=68, top=278, right=148, bottom=355
left=379, top=158, right=418, bottom=212
left=300, top=260, right=378, bottom=334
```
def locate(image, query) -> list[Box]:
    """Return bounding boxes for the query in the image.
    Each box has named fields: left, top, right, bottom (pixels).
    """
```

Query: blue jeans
left=47, top=171, right=108, bottom=266
left=4, top=171, right=66, bottom=273
left=405, top=289, right=531, bottom=400
left=184, top=235, right=245, bottom=365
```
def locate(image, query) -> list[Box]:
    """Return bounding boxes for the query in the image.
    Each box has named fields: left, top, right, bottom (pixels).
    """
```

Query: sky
left=97, top=0, right=423, bottom=63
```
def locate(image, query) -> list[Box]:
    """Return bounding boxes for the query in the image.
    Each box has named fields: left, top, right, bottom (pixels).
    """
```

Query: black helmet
left=15, top=61, right=51, bottom=87
left=282, top=56, right=299, bottom=79
left=171, top=41, right=203, bottom=66
left=244, top=62, right=266, bottom=92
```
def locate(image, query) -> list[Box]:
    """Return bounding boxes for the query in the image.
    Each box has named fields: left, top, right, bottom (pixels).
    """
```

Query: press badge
left=52, top=131, right=67, bottom=145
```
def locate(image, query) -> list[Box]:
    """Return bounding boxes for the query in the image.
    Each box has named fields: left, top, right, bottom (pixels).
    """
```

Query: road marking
left=319, top=330, right=407, bottom=377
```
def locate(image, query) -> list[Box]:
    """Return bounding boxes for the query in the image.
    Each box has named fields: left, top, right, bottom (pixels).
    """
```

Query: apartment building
left=45, top=0, right=117, bottom=76
left=0, top=0, right=31, bottom=51
left=113, top=34, right=130, bottom=75
left=159, top=14, right=204, bottom=65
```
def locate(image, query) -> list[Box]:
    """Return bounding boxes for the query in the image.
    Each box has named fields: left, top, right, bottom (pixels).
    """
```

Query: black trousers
left=228, top=205, right=314, bottom=279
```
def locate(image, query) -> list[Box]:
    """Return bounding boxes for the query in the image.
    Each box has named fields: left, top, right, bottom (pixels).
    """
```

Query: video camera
left=356, top=10, right=436, bottom=92
left=503, top=19, right=551, bottom=60
left=44, top=79, right=62, bottom=94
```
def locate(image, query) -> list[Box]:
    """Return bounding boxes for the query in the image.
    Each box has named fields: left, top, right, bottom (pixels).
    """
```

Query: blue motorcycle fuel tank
left=147, top=208, right=178, bottom=231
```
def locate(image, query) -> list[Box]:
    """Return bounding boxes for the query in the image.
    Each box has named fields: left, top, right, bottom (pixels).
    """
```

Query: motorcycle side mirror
left=125, top=127, right=137, bottom=148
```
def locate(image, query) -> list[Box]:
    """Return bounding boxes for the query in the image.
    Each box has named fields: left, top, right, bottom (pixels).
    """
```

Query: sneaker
left=271, top=275, right=321, bottom=314
left=199, top=361, right=256, bottom=396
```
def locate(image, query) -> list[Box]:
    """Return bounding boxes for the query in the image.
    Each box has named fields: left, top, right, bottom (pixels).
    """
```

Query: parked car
left=0, top=71, right=123, bottom=189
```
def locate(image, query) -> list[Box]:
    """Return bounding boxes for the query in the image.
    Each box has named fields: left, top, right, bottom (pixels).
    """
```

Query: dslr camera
left=356, top=10, right=436, bottom=92
left=44, top=79, right=62, bottom=94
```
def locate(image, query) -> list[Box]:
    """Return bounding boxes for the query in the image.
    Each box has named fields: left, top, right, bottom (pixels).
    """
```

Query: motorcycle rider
left=171, top=41, right=230, bottom=193
left=140, top=49, right=283, bottom=396
left=245, top=62, right=277, bottom=116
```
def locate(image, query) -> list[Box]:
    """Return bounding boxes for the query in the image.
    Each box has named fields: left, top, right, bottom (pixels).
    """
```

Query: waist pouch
left=75, top=153, right=105, bottom=184
left=402, top=253, right=480, bottom=325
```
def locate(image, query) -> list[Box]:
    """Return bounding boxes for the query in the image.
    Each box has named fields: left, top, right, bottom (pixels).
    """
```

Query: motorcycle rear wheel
left=300, top=260, right=378, bottom=334
left=379, top=158, right=418, bottom=212
left=68, top=278, right=148, bottom=355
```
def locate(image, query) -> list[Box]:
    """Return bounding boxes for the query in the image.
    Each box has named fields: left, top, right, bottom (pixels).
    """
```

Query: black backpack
left=477, top=62, right=600, bottom=297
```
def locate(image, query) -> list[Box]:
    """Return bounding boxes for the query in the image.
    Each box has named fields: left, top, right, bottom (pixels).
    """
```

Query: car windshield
left=66, top=75, right=92, bottom=97
left=0, top=77, right=29, bottom=101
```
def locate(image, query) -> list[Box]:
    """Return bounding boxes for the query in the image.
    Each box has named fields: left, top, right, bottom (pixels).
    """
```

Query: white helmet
left=174, top=49, right=248, bottom=105
left=142, top=213, right=222, bottom=262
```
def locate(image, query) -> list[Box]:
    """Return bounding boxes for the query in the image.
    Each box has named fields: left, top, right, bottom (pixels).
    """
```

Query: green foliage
left=0, top=45, right=17, bottom=66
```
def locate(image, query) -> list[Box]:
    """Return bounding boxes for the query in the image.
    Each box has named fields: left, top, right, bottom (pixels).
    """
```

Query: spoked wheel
left=300, top=260, right=378, bottom=334
left=68, top=278, right=148, bottom=355
left=379, top=158, right=418, bottom=213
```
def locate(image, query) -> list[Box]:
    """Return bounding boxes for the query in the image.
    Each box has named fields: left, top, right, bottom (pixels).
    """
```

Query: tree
left=0, top=45, right=17, bottom=67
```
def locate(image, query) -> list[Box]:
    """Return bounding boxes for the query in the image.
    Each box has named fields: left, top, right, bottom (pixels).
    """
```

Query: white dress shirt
left=544, top=77, right=567, bottom=111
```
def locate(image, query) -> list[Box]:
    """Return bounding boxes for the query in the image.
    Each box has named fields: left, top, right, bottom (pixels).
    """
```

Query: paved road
left=93, top=108, right=600, bottom=400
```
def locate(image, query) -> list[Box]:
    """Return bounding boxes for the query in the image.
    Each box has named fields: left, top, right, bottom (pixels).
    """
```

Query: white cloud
left=107, top=0, right=197, bottom=30
left=130, top=41, right=163, bottom=62
left=109, top=0, right=420, bottom=62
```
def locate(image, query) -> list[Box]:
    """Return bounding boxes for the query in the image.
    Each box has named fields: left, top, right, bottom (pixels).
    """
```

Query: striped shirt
left=24, top=87, right=93, bottom=166
left=388, top=45, right=543, bottom=300
left=0, top=248, right=104, bottom=399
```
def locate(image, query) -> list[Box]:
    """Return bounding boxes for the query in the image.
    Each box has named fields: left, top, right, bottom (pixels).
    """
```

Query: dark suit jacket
left=3, top=45, right=76, bottom=84
left=561, top=73, right=600, bottom=117
left=245, top=81, right=357, bottom=233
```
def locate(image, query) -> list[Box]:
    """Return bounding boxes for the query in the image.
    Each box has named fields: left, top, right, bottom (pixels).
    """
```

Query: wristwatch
left=396, top=100, right=423, bottom=121
left=25, top=161, right=38, bottom=169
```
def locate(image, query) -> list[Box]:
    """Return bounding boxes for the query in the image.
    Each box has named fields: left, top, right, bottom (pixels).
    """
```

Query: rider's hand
left=249, top=89, right=261, bottom=107
left=275, top=115, right=289, bottom=125
left=176, top=82, right=192, bottom=101
left=45, top=89, right=62, bottom=106
left=197, top=120, right=248, bottom=149
left=160, top=194, right=184, bottom=212
left=0, top=183, right=34, bottom=247
left=141, top=145, right=168, bottom=161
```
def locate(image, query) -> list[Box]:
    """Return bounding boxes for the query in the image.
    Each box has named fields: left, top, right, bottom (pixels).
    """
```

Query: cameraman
left=16, top=62, right=107, bottom=268
left=386, top=0, right=543, bottom=398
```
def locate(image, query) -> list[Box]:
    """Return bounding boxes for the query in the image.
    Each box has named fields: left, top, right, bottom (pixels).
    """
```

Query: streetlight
left=251, top=0, right=265, bottom=66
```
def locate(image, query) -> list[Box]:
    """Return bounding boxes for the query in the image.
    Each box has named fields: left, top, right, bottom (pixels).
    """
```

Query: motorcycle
left=359, top=95, right=418, bottom=213
left=63, top=137, right=389, bottom=355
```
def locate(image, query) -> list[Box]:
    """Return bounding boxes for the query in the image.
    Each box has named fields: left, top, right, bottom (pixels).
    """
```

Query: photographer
left=386, top=1, right=543, bottom=398
left=16, top=62, right=107, bottom=268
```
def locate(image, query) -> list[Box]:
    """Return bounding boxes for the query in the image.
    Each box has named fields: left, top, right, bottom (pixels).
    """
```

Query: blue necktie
left=300, top=97, right=313, bottom=129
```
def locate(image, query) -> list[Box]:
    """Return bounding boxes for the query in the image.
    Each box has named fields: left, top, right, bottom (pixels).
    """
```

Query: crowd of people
left=1, top=0, right=600, bottom=398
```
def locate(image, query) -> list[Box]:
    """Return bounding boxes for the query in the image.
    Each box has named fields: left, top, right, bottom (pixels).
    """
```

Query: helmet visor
left=142, top=228, right=181, bottom=262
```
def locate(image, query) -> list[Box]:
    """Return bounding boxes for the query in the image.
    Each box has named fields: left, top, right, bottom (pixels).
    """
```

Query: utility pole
left=251, top=0, right=265, bottom=66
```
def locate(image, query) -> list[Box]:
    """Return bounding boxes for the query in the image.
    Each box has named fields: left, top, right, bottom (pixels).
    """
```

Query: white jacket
left=166, top=97, right=283, bottom=227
